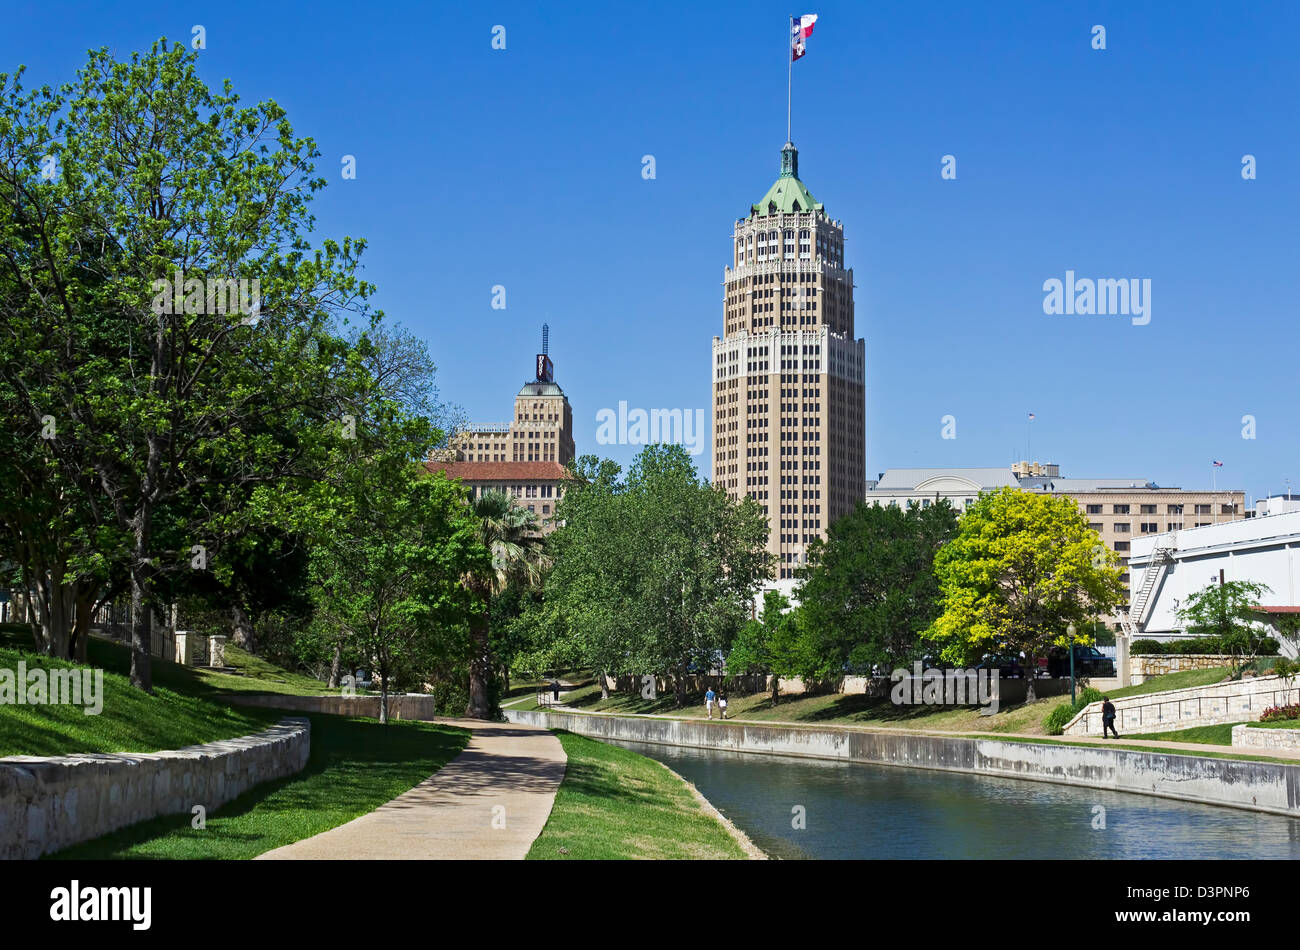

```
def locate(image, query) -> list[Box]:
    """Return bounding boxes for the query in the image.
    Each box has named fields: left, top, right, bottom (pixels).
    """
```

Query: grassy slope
left=0, top=636, right=279, bottom=757
left=52, top=715, right=469, bottom=859
left=526, top=730, right=749, bottom=860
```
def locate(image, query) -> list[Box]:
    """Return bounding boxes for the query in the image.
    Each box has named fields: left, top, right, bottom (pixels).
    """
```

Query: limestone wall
left=1232, top=723, right=1300, bottom=751
left=1131, top=654, right=1238, bottom=683
left=1063, top=674, right=1299, bottom=736
left=226, top=692, right=439, bottom=720
left=506, top=708, right=1300, bottom=818
left=0, top=717, right=310, bottom=859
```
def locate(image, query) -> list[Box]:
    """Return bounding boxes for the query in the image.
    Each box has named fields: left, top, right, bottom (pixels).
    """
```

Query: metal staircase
left=1119, top=543, right=1175, bottom=637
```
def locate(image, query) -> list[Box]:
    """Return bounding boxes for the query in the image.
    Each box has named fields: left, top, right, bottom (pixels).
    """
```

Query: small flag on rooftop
left=1028, top=412, right=1035, bottom=421
left=791, top=14, right=818, bottom=61
left=1213, top=460, right=1224, bottom=467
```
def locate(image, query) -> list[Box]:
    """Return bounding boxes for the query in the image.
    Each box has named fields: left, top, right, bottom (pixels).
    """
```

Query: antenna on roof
left=542, top=323, right=549, bottom=357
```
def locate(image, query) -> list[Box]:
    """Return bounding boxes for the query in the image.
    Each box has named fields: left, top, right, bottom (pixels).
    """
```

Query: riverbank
left=526, top=730, right=761, bottom=859
left=506, top=707, right=1300, bottom=819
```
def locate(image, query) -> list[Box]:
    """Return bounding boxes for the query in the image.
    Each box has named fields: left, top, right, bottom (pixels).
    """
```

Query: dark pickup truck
left=1047, top=645, right=1115, bottom=678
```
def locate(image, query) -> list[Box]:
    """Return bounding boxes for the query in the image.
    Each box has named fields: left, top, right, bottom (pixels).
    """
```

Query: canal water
left=607, top=739, right=1300, bottom=859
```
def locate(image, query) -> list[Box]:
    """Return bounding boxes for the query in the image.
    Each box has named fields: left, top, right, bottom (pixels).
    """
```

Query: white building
left=1129, top=510, right=1300, bottom=657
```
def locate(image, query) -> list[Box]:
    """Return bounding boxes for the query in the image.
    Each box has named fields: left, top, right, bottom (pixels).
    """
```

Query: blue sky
left=8, top=1, right=1299, bottom=502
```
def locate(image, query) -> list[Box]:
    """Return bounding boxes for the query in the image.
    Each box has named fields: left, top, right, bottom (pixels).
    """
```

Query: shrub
left=1043, top=702, right=1076, bottom=736
left=1130, top=639, right=1163, bottom=655
left=1259, top=704, right=1300, bottom=723
left=1075, top=687, right=1104, bottom=712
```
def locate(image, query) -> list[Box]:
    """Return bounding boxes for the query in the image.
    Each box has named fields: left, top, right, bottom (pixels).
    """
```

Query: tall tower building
left=712, top=142, right=865, bottom=582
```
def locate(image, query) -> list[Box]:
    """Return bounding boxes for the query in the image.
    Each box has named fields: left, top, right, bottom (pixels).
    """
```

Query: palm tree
left=464, top=489, right=548, bottom=719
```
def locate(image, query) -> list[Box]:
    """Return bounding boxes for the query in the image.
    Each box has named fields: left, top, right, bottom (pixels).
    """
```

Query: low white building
left=1129, top=510, right=1300, bottom=657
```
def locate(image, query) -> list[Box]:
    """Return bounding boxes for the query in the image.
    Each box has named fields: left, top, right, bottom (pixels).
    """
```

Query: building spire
left=780, top=142, right=799, bottom=179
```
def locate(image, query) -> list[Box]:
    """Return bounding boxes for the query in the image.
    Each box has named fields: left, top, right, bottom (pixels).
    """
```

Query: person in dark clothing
left=1101, top=696, right=1120, bottom=738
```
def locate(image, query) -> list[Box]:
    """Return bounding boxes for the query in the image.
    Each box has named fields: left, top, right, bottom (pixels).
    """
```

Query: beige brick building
left=429, top=329, right=575, bottom=533
left=449, top=327, right=575, bottom=466
left=713, top=142, right=866, bottom=582
left=864, top=464, right=1246, bottom=630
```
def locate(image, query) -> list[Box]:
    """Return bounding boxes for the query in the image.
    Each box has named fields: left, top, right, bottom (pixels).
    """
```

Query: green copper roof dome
left=751, top=142, right=822, bottom=217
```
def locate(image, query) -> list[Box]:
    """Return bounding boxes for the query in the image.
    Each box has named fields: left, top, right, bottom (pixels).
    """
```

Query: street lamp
left=1066, top=622, right=1077, bottom=705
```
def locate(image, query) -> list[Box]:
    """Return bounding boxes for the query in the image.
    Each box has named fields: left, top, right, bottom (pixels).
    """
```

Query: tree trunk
left=379, top=676, right=389, bottom=724
left=600, top=669, right=609, bottom=701
left=129, top=560, right=153, bottom=691
left=675, top=662, right=687, bottom=708
left=327, top=641, right=343, bottom=689
left=230, top=602, right=255, bottom=653
left=1024, top=652, right=1036, bottom=703
left=465, top=609, right=492, bottom=720
left=771, top=674, right=780, bottom=706
left=70, top=584, right=94, bottom=662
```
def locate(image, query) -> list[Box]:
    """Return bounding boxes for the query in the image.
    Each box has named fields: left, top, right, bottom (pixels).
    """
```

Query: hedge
left=1129, top=635, right=1280, bottom=656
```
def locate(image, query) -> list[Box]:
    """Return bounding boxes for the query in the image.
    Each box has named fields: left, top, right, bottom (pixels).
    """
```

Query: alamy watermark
left=1042, top=270, right=1150, bottom=326
left=150, top=268, right=261, bottom=323
left=595, top=401, right=706, bottom=456
left=890, top=663, right=1000, bottom=715
left=1, top=662, right=104, bottom=715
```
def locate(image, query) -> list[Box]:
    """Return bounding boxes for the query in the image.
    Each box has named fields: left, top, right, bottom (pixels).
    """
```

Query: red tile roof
left=425, top=460, right=570, bottom=482
left=1250, top=605, right=1300, bottom=614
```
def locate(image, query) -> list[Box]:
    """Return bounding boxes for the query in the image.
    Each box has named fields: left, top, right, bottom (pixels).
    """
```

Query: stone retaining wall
left=1131, top=654, right=1237, bottom=683
left=226, top=692, right=438, bottom=719
left=1063, top=674, right=1299, bottom=736
left=506, top=708, right=1300, bottom=818
left=0, top=718, right=310, bottom=859
left=1232, top=723, right=1300, bottom=751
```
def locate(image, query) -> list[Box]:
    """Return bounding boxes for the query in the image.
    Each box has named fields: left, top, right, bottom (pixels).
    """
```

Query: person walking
left=1101, top=696, right=1120, bottom=738
left=719, top=692, right=729, bottom=720
left=705, top=685, right=716, bottom=720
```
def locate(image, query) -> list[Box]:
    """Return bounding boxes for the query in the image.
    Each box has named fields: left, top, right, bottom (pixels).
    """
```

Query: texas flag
left=791, top=14, right=818, bottom=61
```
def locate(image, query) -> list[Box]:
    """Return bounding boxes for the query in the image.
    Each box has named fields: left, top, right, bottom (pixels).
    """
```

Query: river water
left=607, top=738, right=1300, bottom=859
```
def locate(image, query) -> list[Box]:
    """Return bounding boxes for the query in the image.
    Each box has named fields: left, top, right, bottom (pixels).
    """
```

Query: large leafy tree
left=310, top=424, right=483, bottom=723
left=797, top=499, right=958, bottom=676
left=624, top=445, right=770, bottom=705
left=463, top=489, right=548, bottom=720
left=928, top=487, right=1123, bottom=700
left=0, top=42, right=371, bottom=688
left=727, top=589, right=814, bottom=705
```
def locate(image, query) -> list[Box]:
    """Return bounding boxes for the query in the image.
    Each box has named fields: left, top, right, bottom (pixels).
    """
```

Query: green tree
left=727, top=590, right=813, bottom=705
left=310, top=442, right=482, bottom=724
left=928, top=487, right=1124, bottom=700
left=0, top=43, right=372, bottom=689
left=462, top=489, right=548, bottom=720
left=797, top=499, right=958, bottom=676
left=1176, top=579, right=1272, bottom=671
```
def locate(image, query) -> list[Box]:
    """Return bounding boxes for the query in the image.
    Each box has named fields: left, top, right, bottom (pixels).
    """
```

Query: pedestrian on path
left=705, top=686, right=716, bottom=719
left=719, top=692, right=729, bottom=720
left=1101, top=696, right=1120, bottom=738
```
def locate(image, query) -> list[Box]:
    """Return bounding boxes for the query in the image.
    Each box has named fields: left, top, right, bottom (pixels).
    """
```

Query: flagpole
left=787, top=16, right=793, bottom=142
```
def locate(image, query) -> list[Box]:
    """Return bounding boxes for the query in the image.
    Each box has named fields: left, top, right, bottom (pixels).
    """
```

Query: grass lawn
left=526, top=730, right=751, bottom=860
left=1128, top=723, right=1238, bottom=745
left=0, top=638, right=280, bottom=757
left=51, top=715, right=469, bottom=859
left=1248, top=718, right=1300, bottom=729
left=1105, top=668, right=1232, bottom=699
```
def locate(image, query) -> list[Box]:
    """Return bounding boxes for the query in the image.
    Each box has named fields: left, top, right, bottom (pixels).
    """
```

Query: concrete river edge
left=504, top=708, right=1300, bottom=819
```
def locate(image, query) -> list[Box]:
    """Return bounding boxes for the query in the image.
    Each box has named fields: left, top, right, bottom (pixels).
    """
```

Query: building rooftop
left=869, top=468, right=1021, bottom=492
left=751, top=143, right=823, bottom=217
left=426, top=460, right=570, bottom=482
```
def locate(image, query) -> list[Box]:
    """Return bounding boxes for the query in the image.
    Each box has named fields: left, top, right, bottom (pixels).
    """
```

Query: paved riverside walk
left=257, top=719, right=566, bottom=860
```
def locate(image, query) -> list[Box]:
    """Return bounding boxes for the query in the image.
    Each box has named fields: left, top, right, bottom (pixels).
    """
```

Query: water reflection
left=608, top=739, right=1300, bottom=860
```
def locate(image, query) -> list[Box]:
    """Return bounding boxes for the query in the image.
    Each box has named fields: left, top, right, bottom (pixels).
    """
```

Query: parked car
left=1047, top=645, right=1115, bottom=678
left=976, top=654, right=1025, bottom=678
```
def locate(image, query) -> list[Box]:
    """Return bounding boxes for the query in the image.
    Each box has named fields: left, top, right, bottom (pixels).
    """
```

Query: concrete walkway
left=539, top=704, right=1300, bottom=760
left=257, top=719, right=566, bottom=860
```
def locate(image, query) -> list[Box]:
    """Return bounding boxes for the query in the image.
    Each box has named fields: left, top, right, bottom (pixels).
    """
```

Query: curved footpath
left=258, top=719, right=565, bottom=860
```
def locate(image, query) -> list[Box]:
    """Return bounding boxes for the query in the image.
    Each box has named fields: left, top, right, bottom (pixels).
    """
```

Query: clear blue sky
left=8, top=1, right=1298, bottom=502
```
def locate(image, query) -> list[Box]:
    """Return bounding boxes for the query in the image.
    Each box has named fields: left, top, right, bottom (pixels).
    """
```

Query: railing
left=1072, top=682, right=1300, bottom=734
